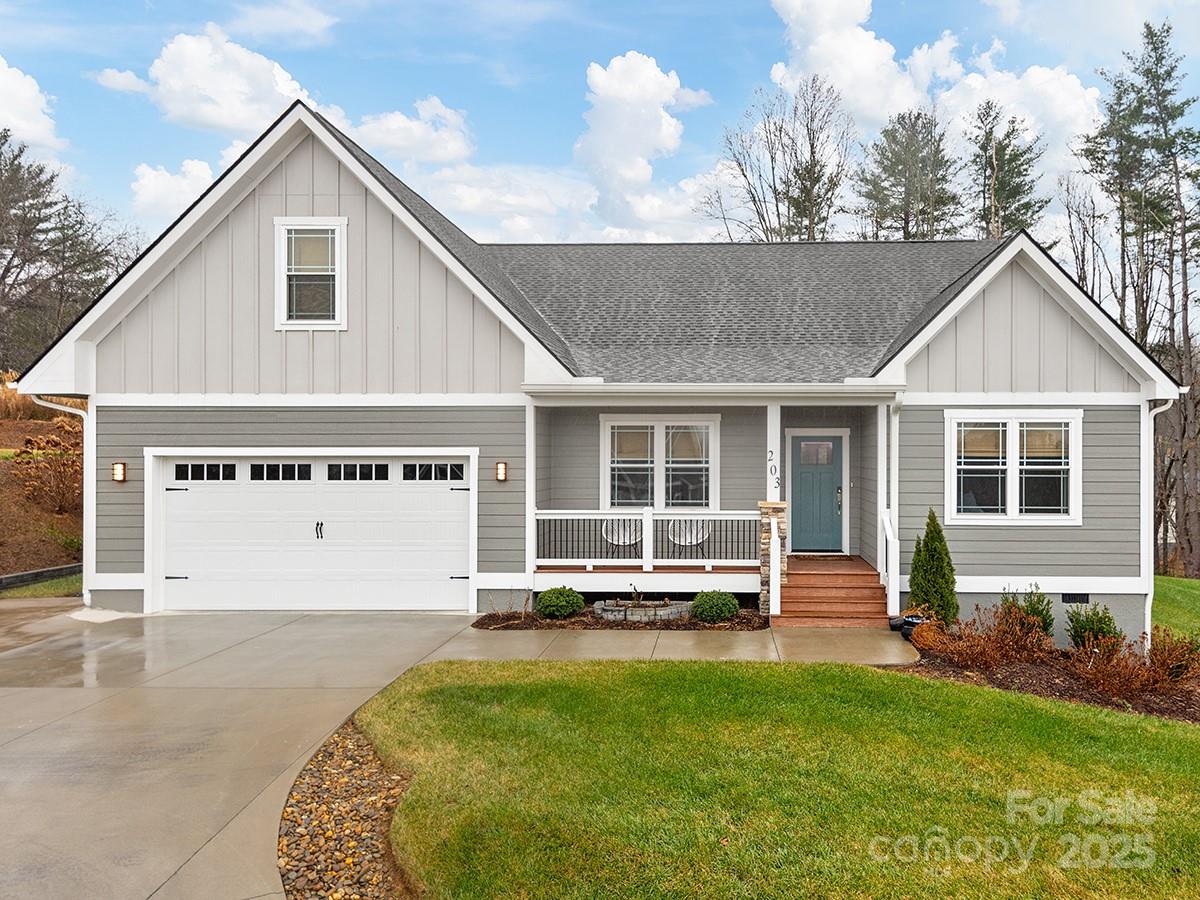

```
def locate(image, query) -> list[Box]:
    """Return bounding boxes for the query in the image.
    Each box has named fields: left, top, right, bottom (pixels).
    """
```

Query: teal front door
left=790, top=435, right=844, bottom=552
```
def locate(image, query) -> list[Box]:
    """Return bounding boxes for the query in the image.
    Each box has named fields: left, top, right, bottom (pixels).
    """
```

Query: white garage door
left=161, top=457, right=470, bottom=610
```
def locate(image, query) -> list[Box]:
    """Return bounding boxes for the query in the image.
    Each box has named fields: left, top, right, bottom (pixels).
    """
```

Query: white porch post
left=876, top=402, right=887, bottom=584
left=766, top=403, right=781, bottom=501
left=641, top=506, right=654, bottom=571
left=887, top=400, right=902, bottom=616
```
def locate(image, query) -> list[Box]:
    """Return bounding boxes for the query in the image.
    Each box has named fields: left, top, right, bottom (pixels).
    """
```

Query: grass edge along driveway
left=357, top=659, right=1200, bottom=899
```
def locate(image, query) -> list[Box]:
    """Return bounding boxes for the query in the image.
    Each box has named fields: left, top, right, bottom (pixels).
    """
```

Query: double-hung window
left=274, top=217, right=347, bottom=330
left=945, top=410, right=1081, bottom=525
left=602, top=416, right=719, bottom=510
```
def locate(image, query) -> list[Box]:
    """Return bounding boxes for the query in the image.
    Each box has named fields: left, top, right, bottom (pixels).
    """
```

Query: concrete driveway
left=0, top=611, right=915, bottom=899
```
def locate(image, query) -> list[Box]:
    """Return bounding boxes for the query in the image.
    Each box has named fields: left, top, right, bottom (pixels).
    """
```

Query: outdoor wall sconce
left=111, top=461, right=127, bottom=483
left=495, top=461, right=508, bottom=482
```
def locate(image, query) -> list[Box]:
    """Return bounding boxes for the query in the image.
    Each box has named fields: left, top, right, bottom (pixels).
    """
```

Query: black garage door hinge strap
left=165, top=487, right=189, bottom=492
left=449, top=575, right=469, bottom=580
left=165, top=575, right=189, bottom=580
left=450, top=486, right=470, bottom=492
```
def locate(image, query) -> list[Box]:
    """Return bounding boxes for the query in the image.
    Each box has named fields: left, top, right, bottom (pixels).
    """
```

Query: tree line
left=698, top=79, right=1050, bottom=244
left=704, top=20, right=1200, bottom=579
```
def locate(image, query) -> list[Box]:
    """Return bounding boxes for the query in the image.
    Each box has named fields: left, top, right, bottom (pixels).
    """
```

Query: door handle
left=836, top=487, right=842, bottom=514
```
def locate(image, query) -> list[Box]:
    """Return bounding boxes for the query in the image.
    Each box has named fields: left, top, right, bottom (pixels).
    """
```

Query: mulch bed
left=899, top=654, right=1200, bottom=725
left=473, top=607, right=769, bottom=631
left=279, top=720, right=411, bottom=899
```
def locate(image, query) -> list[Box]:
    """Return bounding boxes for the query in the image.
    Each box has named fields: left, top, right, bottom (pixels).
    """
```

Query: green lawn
left=0, top=573, right=82, bottom=599
left=1155, top=575, right=1200, bottom=633
left=357, top=660, right=1200, bottom=899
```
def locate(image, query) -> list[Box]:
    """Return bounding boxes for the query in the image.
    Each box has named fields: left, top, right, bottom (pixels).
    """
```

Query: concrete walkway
left=0, top=612, right=915, bottom=899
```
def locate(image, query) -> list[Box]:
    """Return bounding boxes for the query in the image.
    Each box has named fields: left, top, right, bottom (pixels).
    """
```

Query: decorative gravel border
left=279, top=720, right=411, bottom=899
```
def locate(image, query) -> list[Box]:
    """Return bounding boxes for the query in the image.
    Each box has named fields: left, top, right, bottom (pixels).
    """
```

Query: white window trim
left=599, top=414, right=721, bottom=510
left=273, top=216, right=348, bottom=331
left=943, top=409, right=1083, bottom=527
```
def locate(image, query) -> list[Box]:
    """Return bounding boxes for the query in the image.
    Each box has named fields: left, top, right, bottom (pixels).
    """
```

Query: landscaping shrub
left=1065, top=604, right=1122, bottom=649
left=1147, top=626, right=1200, bottom=684
left=1000, top=584, right=1054, bottom=636
left=910, top=604, right=1053, bottom=670
left=691, top=590, right=738, bottom=623
left=909, top=509, right=957, bottom=624
left=13, top=416, right=83, bottom=513
left=533, top=586, right=585, bottom=618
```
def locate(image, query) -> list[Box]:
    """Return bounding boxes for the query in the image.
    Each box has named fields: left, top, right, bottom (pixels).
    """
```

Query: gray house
left=16, top=102, right=1182, bottom=636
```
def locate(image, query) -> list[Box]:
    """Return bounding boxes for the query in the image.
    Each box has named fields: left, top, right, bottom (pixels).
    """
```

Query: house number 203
left=767, top=449, right=780, bottom=490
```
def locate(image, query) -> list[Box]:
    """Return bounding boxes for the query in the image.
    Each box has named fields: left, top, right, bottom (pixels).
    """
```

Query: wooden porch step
left=786, top=572, right=884, bottom=587
left=772, top=614, right=891, bottom=628
left=781, top=585, right=885, bottom=602
left=780, top=599, right=887, bottom=615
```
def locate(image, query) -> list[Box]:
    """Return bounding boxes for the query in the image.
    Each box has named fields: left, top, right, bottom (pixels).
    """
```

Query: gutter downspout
left=29, top=394, right=91, bottom=608
left=1145, top=396, right=1177, bottom=643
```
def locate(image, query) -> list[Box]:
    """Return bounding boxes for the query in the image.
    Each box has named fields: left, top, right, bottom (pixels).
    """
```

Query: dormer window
left=274, top=217, right=347, bottom=330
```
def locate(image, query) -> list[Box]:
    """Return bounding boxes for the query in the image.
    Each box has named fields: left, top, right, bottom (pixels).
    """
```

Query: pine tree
left=909, top=509, right=958, bottom=623
left=854, top=109, right=963, bottom=240
left=966, top=100, right=1050, bottom=238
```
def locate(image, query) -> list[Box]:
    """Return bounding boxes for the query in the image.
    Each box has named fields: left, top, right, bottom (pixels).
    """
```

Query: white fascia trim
left=20, top=119, right=311, bottom=395
left=899, top=575, right=1148, bottom=594
left=905, top=392, right=1143, bottom=407
left=141, top=445, right=480, bottom=614
left=943, top=408, right=1083, bottom=527
left=526, top=382, right=904, bottom=399
left=92, top=392, right=531, bottom=407
left=273, top=217, right=348, bottom=331
left=532, top=572, right=758, bottom=593
left=873, top=235, right=1180, bottom=397
left=599, top=413, right=721, bottom=511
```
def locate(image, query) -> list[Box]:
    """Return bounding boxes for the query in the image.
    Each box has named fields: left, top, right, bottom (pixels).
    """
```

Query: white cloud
left=354, top=97, right=473, bottom=164
left=131, top=158, right=214, bottom=222
left=98, top=24, right=472, bottom=167
left=770, top=0, right=965, bottom=128
left=982, top=0, right=1023, bottom=25
left=0, top=54, right=66, bottom=156
left=227, top=0, right=338, bottom=45
left=573, top=50, right=711, bottom=225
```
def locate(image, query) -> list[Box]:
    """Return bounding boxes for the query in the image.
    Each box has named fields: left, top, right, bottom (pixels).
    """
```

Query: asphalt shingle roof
left=484, top=240, right=1004, bottom=383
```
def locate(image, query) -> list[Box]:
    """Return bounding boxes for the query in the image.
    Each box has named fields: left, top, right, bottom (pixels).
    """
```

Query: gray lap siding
left=94, top=406, right=527, bottom=575
left=539, top=406, right=766, bottom=511
left=898, top=406, right=1141, bottom=577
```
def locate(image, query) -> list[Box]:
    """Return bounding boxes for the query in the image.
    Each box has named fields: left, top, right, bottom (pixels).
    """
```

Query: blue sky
left=1, top=0, right=1198, bottom=241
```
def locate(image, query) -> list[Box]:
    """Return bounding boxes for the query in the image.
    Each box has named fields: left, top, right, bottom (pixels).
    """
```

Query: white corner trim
left=1145, top=398, right=1176, bottom=636
left=784, top=426, right=851, bottom=554
left=899, top=575, right=1148, bottom=594
left=598, top=414, right=721, bottom=511
left=273, top=217, right=348, bottom=331
left=942, top=408, right=1083, bottom=527
left=140, top=445, right=480, bottom=615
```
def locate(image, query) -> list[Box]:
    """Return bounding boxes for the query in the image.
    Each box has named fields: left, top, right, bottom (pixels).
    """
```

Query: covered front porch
left=529, top=397, right=902, bottom=623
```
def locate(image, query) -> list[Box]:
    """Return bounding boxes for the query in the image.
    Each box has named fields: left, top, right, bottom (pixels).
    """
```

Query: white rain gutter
left=1145, top=395, right=1178, bottom=644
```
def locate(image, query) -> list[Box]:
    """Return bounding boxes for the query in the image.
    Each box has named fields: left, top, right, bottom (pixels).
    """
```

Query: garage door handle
left=315, top=521, right=324, bottom=540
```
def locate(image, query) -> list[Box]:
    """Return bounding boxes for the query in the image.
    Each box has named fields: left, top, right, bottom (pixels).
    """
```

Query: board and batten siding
left=905, top=259, right=1140, bottom=393
left=898, top=406, right=1141, bottom=577
left=94, top=406, right=527, bottom=575
left=94, top=134, right=524, bottom=395
left=539, top=407, right=766, bottom=511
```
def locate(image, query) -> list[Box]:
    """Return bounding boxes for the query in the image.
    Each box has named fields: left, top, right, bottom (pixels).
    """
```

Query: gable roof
left=485, top=240, right=1004, bottom=383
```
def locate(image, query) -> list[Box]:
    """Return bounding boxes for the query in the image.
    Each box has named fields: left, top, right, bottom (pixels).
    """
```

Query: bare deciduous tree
left=698, top=78, right=854, bottom=242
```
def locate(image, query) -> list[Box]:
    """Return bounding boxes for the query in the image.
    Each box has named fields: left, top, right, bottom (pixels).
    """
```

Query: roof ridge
left=484, top=238, right=1003, bottom=248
